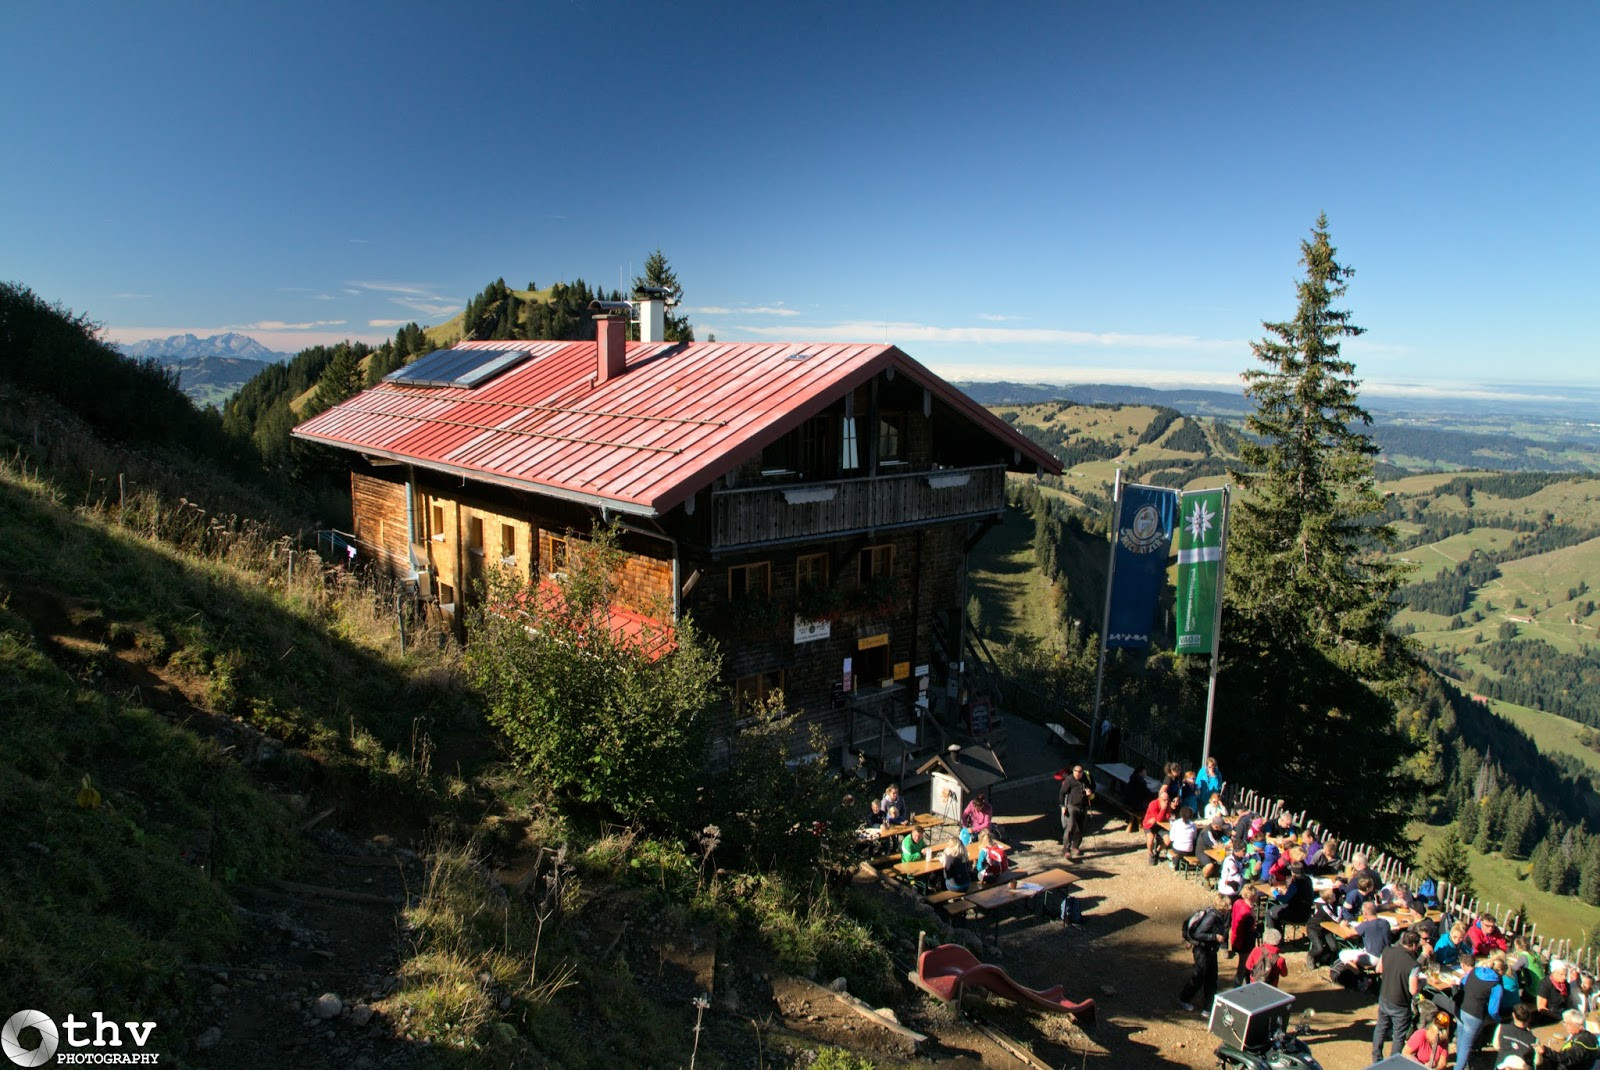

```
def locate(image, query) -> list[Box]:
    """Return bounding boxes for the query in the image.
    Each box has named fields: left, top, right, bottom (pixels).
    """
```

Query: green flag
left=1175, top=488, right=1227, bottom=654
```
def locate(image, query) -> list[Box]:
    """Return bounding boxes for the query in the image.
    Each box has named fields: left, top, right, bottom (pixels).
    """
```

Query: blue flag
left=1104, top=483, right=1178, bottom=649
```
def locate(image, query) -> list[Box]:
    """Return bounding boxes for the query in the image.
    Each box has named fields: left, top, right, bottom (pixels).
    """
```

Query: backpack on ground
left=1182, top=908, right=1208, bottom=946
left=1251, top=950, right=1282, bottom=984
left=1329, top=962, right=1361, bottom=989
left=1059, top=894, right=1084, bottom=925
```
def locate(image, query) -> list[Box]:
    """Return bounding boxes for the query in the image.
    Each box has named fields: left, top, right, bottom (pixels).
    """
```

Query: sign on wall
left=794, top=616, right=831, bottom=643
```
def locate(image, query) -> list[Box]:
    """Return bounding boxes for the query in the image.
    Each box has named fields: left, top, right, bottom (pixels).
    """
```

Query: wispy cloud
left=691, top=303, right=800, bottom=317
left=347, top=279, right=461, bottom=318
left=228, top=319, right=347, bottom=331
left=978, top=313, right=1023, bottom=322
left=369, top=319, right=408, bottom=328
left=103, top=325, right=391, bottom=351
left=311, top=293, right=338, bottom=301
left=112, top=292, right=152, bottom=300
left=349, top=238, right=372, bottom=244
left=734, top=319, right=1244, bottom=351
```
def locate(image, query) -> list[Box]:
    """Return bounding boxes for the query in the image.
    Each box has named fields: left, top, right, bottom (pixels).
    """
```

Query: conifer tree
left=1501, top=790, right=1540, bottom=860
left=631, top=249, right=694, bottom=342
left=1217, top=215, right=1414, bottom=850
left=1423, top=825, right=1476, bottom=904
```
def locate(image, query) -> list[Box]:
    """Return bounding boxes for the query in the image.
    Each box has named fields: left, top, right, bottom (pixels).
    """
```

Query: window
left=796, top=552, right=829, bottom=591
left=467, top=516, right=485, bottom=555
left=878, top=413, right=905, bottom=464
left=762, top=416, right=835, bottom=478
left=858, top=643, right=891, bottom=688
left=859, top=544, right=894, bottom=584
left=438, top=582, right=456, bottom=611
left=548, top=536, right=568, bottom=575
left=500, top=523, right=517, bottom=562
left=430, top=503, right=446, bottom=542
left=735, top=670, right=784, bottom=715
left=841, top=416, right=861, bottom=472
left=728, top=561, right=772, bottom=599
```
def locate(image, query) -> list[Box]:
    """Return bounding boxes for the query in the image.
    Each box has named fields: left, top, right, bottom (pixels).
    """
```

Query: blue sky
left=5, top=2, right=1596, bottom=396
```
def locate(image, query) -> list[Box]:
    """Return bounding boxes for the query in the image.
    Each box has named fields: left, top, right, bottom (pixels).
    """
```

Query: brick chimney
left=594, top=312, right=627, bottom=384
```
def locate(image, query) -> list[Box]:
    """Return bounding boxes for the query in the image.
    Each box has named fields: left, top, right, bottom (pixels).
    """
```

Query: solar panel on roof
left=385, top=346, right=533, bottom=388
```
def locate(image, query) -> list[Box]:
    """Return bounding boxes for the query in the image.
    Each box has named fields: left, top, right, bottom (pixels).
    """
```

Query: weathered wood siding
left=350, top=471, right=410, bottom=572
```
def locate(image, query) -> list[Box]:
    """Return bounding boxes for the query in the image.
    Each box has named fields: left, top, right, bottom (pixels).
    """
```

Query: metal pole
left=1198, top=485, right=1231, bottom=771
left=1088, top=469, right=1123, bottom=764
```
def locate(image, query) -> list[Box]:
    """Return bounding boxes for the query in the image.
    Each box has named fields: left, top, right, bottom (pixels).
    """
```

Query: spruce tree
left=1423, top=825, right=1476, bottom=904
left=1218, top=215, right=1414, bottom=850
left=632, top=249, right=695, bottom=342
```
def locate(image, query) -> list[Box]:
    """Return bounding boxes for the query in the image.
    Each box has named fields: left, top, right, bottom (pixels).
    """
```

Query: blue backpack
left=1416, top=877, right=1439, bottom=909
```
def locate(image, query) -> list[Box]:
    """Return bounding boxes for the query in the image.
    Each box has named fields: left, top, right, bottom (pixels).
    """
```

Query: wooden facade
left=341, top=363, right=1036, bottom=748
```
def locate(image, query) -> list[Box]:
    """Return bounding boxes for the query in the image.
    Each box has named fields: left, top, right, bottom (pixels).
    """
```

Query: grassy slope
left=967, top=504, right=1062, bottom=647
left=1412, top=821, right=1600, bottom=947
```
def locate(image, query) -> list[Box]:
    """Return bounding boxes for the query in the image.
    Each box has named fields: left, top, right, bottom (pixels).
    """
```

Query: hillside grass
left=1412, top=821, right=1600, bottom=948
left=967, top=505, right=1062, bottom=647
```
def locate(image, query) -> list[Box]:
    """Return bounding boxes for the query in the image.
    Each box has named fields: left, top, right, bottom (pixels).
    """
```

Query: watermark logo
left=2, top=1011, right=58, bottom=1068
left=2, top=1010, right=158, bottom=1066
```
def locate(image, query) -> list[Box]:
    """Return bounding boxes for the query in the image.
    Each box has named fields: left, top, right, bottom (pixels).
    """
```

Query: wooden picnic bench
left=963, top=868, right=1080, bottom=942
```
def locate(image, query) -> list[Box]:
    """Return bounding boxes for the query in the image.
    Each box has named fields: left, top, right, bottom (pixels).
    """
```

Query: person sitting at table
left=880, top=785, right=908, bottom=826
left=1270, top=811, right=1298, bottom=844
left=1338, top=900, right=1393, bottom=971
left=1245, top=927, right=1290, bottom=986
left=1166, top=806, right=1199, bottom=868
left=1268, top=862, right=1314, bottom=930
left=1575, top=972, right=1597, bottom=1017
left=1342, top=874, right=1379, bottom=922
left=962, top=793, right=993, bottom=838
left=1378, top=878, right=1419, bottom=913
left=1304, top=833, right=1335, bottom=875
left=1197, top=815, right=1230, bottom=880
left=1196, top=755, right=1222, bottom=806
left=1435, top=921, right=1474, bottom=968
left=1230, top=887, right=1260, bottom=986
left=1539, top=1007, right=1600, bottom=1069
left=1471, top=915, right=1511, bottom=957
left=1202, top=791, right=1228, bottom=824
left=1230, top=809, right=1257, bottom=846
left=1541, top=961, right=1576, bottom=1023
left=1494, top=1000, right=1539, bottom=1068
left=1306, top=885, right=1344, bottom=967
left=1142, top=787, right=1176, bottom=865
left=1219, top=842, right=1247, bottom=897
left=940, top=842, right=974, bottom=893
left=900, top=826, right=927, bottom=864
left=1404, top=1009, right=1454, bottom=1070
left=867, top=798, right=884, bottom=828
left=975, top=830, right=1009, bottom=884
left=1347, top=850, right=1382, bottom=892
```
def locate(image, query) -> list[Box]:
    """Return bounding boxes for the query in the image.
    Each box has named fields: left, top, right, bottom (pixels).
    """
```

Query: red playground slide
left=911, top=944, right=1096, bottom=1027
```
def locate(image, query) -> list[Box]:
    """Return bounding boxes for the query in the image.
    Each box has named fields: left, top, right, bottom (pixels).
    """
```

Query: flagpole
left=1198, top=484, right=1231, bottom=771
left=1088, top=467, right=1122, bottom=764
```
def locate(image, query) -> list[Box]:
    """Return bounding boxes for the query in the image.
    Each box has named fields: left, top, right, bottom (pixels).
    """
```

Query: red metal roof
left=293, top=340, right=1061, bottom=516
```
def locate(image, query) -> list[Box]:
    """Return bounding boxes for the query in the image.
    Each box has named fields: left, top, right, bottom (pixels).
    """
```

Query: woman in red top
left=1142, top=788, right=1175, bottom=864
left=1230, top=888, right=1260, bottom=986
left=1402, top=1011, right=1451, bottom=1069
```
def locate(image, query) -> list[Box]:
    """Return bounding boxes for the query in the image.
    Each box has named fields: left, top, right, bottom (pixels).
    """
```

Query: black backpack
left=1182, top=908, right=1208, bottom=946
left=1251, top=950, right=1282, bottom=983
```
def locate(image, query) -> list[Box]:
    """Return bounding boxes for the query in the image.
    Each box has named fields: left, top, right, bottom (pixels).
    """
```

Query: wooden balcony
left=710, top=464, right=1006, bottom=549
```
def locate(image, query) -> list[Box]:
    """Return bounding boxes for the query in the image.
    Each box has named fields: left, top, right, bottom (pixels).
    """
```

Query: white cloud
left=978, top=313, right=1023, bottom=322
left=369, top=319, right=408, bottom=328
left=229, top=319, right=346, bottom=331
left=926, top=362, right=1247, bottom=389
left=347, top=279, right=461, bottom=318
left=311, top=293, right=338, bottom=301
left=689, top=303, right=800, bottom=317
left=111, top=292, right=152, bottom=300
left=733, top=319, right=1244, bottom=351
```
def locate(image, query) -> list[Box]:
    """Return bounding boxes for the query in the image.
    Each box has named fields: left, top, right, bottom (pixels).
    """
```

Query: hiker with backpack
left=1373, top=929, right=1425, bottom=1065
left=1244, top=927, right=1289, bottom=986
left=1178, top=893, right=1232, bottom=1016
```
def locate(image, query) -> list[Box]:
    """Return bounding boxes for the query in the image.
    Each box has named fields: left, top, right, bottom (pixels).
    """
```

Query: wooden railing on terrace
left=710, top=463, right=1006, bottom=549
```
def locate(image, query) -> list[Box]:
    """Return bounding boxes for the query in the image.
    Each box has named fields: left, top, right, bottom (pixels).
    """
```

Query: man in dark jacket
left=1541, top=1008, right=1600, bottom=1069
left=1373, top=930, right=1423, bottom=1064
left=1178, top=894, right=1231, bottom=1018
left=1059, top=765, right=1095, bottom=860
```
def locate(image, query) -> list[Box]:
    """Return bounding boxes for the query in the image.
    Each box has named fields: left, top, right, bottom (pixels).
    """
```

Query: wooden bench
left=925, top=869, right=1037, bottom=919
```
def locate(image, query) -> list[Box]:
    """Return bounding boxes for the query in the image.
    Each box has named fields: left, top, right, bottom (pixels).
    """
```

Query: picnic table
left=964, top=868, right=1080, bottom=942
left=893, top=841, right=988, bottom=880
left=1322, top=907, right=1439, bottom=943
left=1096, top=763, right=1161, bottom=794
left=863, top=813, right=944, bottom=841
left=1045, top=723, right=1083, bottom=748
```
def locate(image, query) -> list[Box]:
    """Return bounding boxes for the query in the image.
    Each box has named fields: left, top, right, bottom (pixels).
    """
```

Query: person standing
left=1195, top=755, right=1222, bottom=806
left=1230, top=888, right=1260, bottom=986
left=1179, top=894, right=1231, bottom=1016
left=1059, top=764, right=1095, bottom=861
left=1456, top=954, right=1507, bottom=1070
left=1373, top=930, right=1424, bottom=1063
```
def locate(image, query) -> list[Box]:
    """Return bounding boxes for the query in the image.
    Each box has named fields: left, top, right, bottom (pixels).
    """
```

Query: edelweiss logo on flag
left=1186, top=498, right=1215, bottom=543
left=1175, top=488, right=1227, bottom=653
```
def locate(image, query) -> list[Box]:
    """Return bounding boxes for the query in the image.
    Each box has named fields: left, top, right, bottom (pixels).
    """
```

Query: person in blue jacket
left=1195, top=756, right=1222, bottom=807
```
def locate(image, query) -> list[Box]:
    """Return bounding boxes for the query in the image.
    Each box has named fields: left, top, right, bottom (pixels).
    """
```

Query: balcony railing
left=709, top=463, right=1006, bottom=549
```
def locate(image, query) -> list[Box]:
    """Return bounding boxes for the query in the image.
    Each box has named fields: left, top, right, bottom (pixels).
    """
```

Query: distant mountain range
left=114, top=332, right=288, bottom=408
left=956, top=380, right=1252, bottom=415
left=117, top=331, right=288, bottom=363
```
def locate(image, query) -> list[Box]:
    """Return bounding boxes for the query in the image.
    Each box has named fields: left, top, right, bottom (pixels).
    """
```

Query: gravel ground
left=972, top=769, right=1398, bottom=1070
